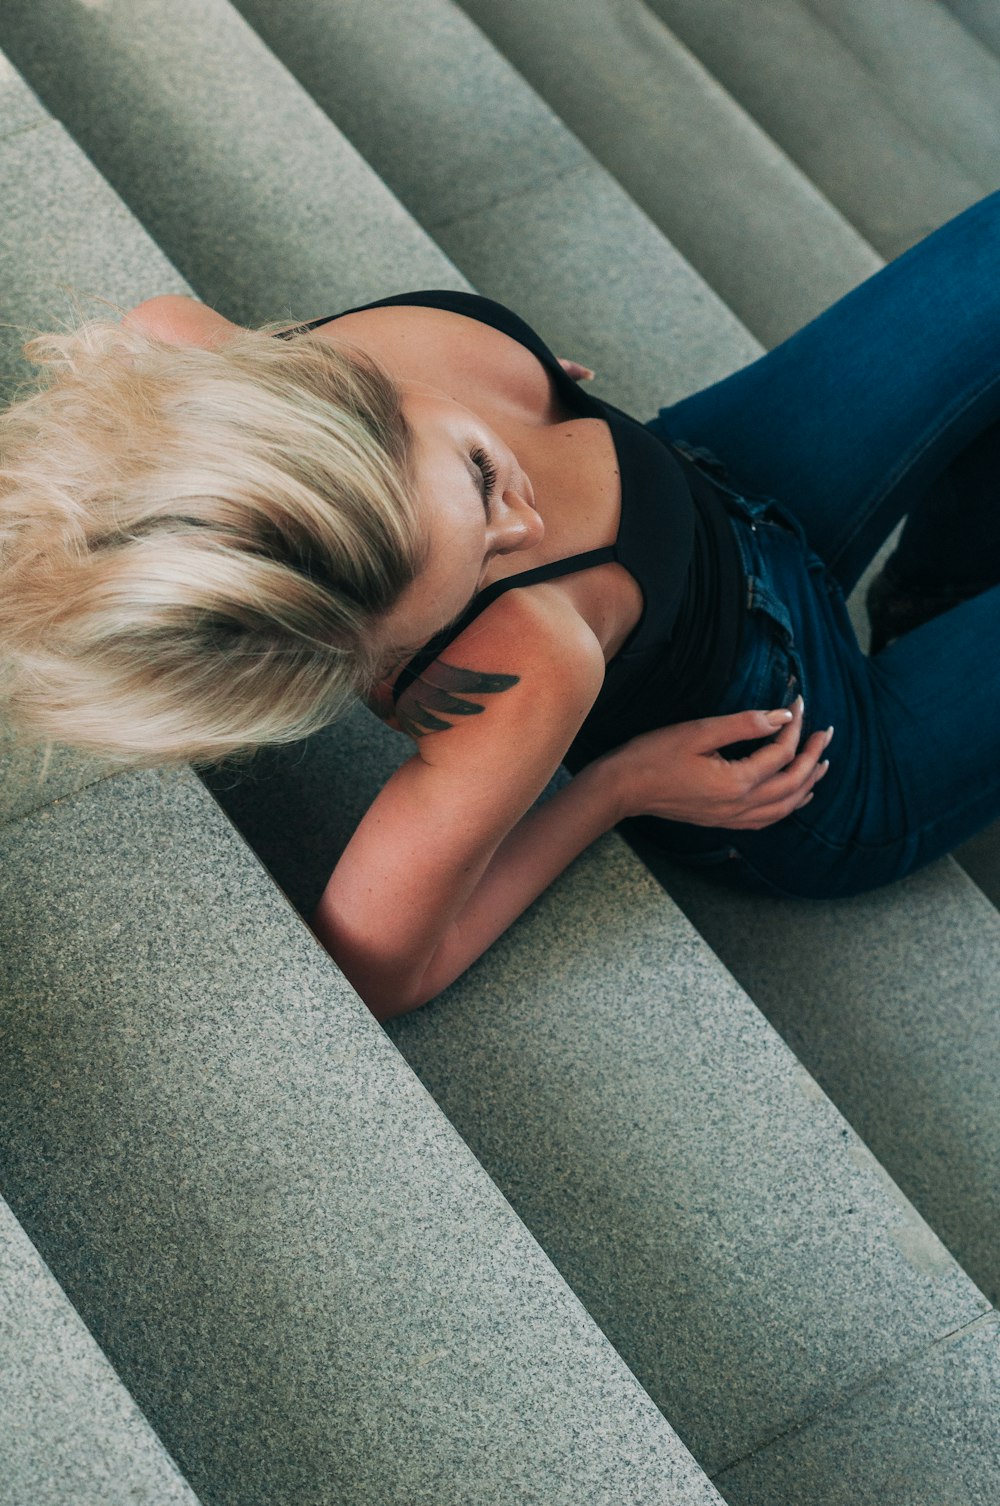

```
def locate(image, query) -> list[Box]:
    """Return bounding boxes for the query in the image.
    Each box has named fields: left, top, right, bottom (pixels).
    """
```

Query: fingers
left=556, top=357, right=596, bottom=380
left=727, top=752, right=831, bottom=828
left=693, top=703, right=796, bottom=753
left=723, top=694, right=806, bottom=774
left=728, top=723, right=834, bottom=827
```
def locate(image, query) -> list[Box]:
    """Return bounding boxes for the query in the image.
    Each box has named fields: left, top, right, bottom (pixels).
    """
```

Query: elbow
left=305, top=909, right=434, bottom=1023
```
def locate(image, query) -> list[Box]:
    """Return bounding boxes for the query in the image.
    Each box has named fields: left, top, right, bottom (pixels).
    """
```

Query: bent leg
left=648, top=190, right=1000, bottom=597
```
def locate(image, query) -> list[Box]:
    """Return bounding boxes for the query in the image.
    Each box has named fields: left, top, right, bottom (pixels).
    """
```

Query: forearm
left=379, top=753, right=625, bottom=1017
left=317, top=753, right=617, bottom=1024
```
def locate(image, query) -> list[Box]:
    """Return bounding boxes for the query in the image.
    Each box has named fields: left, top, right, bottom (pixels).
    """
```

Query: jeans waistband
left=672, top=437, right=806, bottom=536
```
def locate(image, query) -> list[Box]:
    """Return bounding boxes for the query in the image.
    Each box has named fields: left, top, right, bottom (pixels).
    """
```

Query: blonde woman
left=3, top=194, right=999, bottom=1018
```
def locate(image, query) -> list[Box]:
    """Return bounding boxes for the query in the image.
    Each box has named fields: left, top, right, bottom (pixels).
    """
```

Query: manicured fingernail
left=817, top=759, right=830, bottom=775
left=767, top=709, right=794, bottom=726
left=825, top=725, right=834, bottom=741
left=795, top=694, right=804, bottom=712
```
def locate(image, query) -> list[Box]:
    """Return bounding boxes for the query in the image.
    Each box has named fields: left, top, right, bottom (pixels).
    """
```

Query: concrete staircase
left=1, top=4, right=998, bottom=1502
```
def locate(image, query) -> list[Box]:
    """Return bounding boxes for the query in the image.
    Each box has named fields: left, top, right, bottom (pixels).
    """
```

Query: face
left=377, top=381, right=545, bottom=665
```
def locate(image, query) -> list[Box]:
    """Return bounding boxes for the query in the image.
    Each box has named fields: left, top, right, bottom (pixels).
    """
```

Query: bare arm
left=122, top=294, right=238, bottom=346
left=310, top=594, right=831, bottom=1020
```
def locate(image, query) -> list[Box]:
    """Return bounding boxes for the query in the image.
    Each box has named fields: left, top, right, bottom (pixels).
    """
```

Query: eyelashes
left=470, top=445, right=498, bottom=511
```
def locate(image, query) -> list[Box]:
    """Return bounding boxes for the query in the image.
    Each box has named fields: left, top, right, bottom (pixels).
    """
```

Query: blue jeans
left=637, top=189, right=1000, bottom=899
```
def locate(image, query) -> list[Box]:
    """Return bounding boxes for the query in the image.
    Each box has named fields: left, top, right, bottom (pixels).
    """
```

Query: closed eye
left=470, top=445, right=498, bottom=517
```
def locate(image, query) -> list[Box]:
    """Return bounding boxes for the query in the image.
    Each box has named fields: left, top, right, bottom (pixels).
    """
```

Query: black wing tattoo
left=395, top=658, right=519, bottom=738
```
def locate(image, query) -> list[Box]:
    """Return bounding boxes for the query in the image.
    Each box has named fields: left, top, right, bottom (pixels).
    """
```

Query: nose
left=497, top=481, right=544, bottom=554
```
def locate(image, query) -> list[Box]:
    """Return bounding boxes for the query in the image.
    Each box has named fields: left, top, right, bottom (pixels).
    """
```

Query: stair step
left=638, top=845, right=1000, bottom=1310
left=941, top=0, right=1000, bottom=59
left=0, top=0, right=454, bottom=329
left=715, top=1313, right=1000, bottom=1503
left=803, top=0, right=1000, bottom=192
left=644, top=0, right=986, bottom=258
left=445, top=0, right=881, bottom=349
left=0, top=1195, right=202, bottom=1506
left=0, top=766, right=726, bottom=1506
left=219, top=0, right=763, bottom=420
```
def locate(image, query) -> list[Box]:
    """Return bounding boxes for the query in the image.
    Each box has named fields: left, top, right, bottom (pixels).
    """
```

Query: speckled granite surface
left=645, top=844, right=1000, bottom=1309
left=0, top=1194, right=201, bottom=1506
left=205, top=709, right=993, bottom=1477
left=715, top=1313, right=1000, bottom=1505
left=0, top=0, right=462, bottom=330
left=0, top=766, right=725, bottom=1506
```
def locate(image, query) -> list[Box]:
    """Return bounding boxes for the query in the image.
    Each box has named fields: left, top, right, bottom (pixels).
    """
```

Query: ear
left=122, top=295, right=240, bottom=349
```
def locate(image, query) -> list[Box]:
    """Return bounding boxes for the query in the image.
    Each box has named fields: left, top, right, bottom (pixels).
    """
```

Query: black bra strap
left=274, top=314, right=339, bottom=339
left=391, top=545, right=617, bottom=701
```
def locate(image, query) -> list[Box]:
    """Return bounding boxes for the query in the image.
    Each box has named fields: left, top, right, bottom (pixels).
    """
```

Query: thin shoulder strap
left=391, top=546, right=617, bottom=702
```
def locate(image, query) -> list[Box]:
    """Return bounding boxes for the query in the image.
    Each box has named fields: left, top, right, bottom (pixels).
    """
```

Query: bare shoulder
left=326, top=303, right=562, bottom=422
left=122, top=294, right=240, bottom=348
left=387, top=586, right=606, bottom=770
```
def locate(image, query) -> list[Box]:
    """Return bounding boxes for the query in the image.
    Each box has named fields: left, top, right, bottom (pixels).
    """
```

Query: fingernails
left=817, top=759, right=830, bottom=776
left=767, top=709, right=794, bottom=726
left=794, top=694, right=804, bottom=713
left=824, top=725, right=834, bottom=743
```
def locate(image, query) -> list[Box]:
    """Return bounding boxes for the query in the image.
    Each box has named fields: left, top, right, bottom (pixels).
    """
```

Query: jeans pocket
left=716, top=518, right=805, bottom=757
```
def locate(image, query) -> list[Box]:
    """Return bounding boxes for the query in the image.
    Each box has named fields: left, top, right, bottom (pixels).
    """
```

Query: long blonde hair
left=0, top=313, right=423, bottom=774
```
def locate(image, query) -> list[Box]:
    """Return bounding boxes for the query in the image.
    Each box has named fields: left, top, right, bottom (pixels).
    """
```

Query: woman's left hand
left=607, top=696, right=833, bottom=830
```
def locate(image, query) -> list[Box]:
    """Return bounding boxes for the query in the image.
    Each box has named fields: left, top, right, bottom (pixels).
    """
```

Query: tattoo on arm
left=395, top=659, right=520, bottom=738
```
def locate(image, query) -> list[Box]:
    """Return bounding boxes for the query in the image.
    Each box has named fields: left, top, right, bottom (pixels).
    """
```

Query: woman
left=2, top=194, right=999, bottom=1019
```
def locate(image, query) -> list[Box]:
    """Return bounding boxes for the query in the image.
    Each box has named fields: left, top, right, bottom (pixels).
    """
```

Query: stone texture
left=453, top=0, right=881, bottom=347
left=0, top=767, right=725, bottom=1506
left=715, top=1313, right=1000, bottom=1505
left=806, top=0, right=1000, bottom=191
left=222, top=0, right=763, bottom=414
left=954, top=822, right=1000, bottom=909
left=234, top=0, right=589, bottom=233
left=203, top=713, right=990, bottom=1476
left=438, top=162, right=761, bottom=418
left=645, top=0, right=985, bottom=258
left=0, top=1195, right=201, bottom=1506
left=633, top=845, right=1000, bottom=1309
left=0, top=0, right=460, bottom=327
left=0, top=50, right=46, bottom=139
left=943, top=0, right=1000, bottom=58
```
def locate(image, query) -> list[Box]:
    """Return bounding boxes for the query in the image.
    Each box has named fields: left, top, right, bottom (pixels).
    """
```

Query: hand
left=610, top=696, right=833, bottom=829
left=557, top=356, right=595, bottom=381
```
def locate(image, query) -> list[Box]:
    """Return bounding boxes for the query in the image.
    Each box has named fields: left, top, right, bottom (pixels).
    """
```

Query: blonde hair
left=0, top=313, right=424, bottom=775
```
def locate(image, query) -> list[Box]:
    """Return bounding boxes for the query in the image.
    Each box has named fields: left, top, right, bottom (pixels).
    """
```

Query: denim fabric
left=635, top=189, right=1000, bottom=899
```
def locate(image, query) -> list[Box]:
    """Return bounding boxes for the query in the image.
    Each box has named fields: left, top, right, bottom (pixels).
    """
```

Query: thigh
left=648, top=191, right=1000, bottom=595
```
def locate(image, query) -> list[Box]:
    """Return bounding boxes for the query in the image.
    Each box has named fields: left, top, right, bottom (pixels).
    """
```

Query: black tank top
left=276, top=290, right=745, bottom=761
